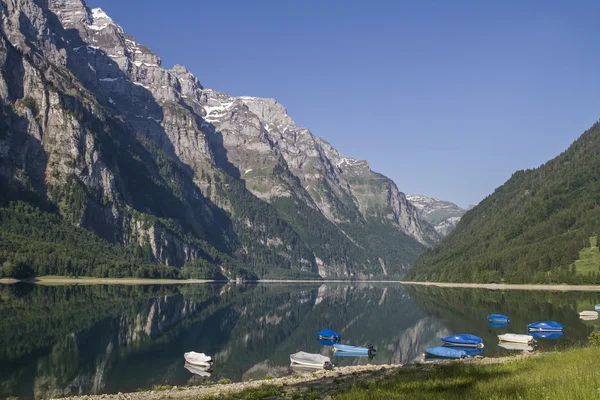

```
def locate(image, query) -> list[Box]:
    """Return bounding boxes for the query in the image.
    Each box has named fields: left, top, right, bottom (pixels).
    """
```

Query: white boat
left=579, top=311, right=599, bottom=318
left=184, top=351, right=213, bottom=367
left=498, top=342, right=534, bottom=351
left=184, top=362, right=212, bottom=377
left=290, top=351, right=331, bottom=369
left=580, top=315, right=599, bottom=321
left=498, top=333, right=535, bottom=344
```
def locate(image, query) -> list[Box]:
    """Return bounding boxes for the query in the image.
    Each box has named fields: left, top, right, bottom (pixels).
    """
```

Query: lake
left=1, top=283, right=599, bottom=399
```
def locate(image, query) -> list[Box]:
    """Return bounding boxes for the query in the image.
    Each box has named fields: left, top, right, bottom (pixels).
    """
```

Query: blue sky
left=87, top=0, right=600, bottom=208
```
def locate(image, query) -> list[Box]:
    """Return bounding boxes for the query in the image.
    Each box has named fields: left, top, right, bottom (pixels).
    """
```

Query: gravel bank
left=61, top=354, right=535, bottom=400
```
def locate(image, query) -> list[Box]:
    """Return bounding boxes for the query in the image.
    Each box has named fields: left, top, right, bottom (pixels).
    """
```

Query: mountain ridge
left=406, top=194, right=466, bottom=237
left=0, top=0, right=437, bottom=280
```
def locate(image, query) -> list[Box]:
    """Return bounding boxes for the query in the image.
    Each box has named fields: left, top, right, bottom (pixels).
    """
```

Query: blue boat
left=332, top=343, right=375, bottom=353
left=527, top=321, right=564, bottom=332
left=441, top=334, right=484, bottom=348
left=530, top=331, right=564, bottom=340
left=318, top=329, right=341, bottom=341
left=488, top=321, right=510, bottom=327
left=488, top=314, right=510, bottom=322
left=424, top=347, right=469, bottom=359
left=596, top=304, right=600, bottom=311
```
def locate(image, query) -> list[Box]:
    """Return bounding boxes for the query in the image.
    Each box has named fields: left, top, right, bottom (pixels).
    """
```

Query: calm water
left=1, top=283, right=599, bottom=399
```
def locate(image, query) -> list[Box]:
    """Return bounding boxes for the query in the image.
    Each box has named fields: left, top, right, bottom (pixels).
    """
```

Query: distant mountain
left=0, top=0, right=438, bottom=280
left=406, top=195, right=466, bottom=236
left=406, top=122, right=600, bottom=284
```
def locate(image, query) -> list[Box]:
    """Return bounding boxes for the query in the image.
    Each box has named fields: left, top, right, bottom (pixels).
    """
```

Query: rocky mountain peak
left=407, top=195, right=466, bottom=237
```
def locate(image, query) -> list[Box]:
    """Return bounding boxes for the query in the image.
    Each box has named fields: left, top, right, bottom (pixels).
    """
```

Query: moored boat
left=332, top=343, right=375, bottom=354
left=184, top=351, right=213, bottom=367
left=424, top=346, right=469, bottom=359
left=595, top=304, right=600, bottom=311
left=441, top=334, right=484, bottom=348
left=498, top=333, right=535, bottom=344
left=290, top=351, right=332, bottom=369
left=318, top=329, right=341, bottom=341
left=527, top=321, right=564, bottom=332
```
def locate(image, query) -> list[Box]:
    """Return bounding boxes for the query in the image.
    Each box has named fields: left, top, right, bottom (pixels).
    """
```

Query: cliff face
left=0, top=0, right=438, bottom=278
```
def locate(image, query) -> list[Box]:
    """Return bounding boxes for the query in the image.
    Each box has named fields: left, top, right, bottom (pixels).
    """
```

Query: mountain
left=406, top=195, right=466, bottom=236
left=0, top=0, right=438, bottom=280
left=407, top=122, right=600, bottom=284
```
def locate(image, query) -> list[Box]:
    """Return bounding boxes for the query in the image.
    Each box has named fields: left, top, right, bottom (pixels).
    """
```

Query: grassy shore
left=335, top=346, right=600, bottom=400
left=64, top=347, right=600, bottom=400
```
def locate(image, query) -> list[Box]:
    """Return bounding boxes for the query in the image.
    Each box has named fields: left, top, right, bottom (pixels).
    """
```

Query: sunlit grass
left=335, top=347, right=600, bottom=399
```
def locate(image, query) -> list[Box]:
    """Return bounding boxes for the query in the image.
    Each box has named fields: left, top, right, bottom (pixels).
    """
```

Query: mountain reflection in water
left=0, top=283, right=598, bottom=399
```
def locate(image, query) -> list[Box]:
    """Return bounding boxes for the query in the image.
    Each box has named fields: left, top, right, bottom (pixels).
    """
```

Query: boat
left=424, top=346, right=469, bottom=359
left=184, top=352, right=213, bottom=367
left=595, top=304, right=600, bottom=311
left=527, top=321, right=564, bottom=332
left=184, top=362, right=212, bottom=377
left=441, top=334, right=484, bottom=348
left=498, top=343, right=534, bottom=351
left=498, top=333, right=535, bottom=344
left=579, top=311, right=599, bottom=318
left=488, top=314, right=510, bottom=322
left=580, top=315, right=599, bottom=321
left=488, top=321, right=510, bottom=328
left=529, top=331, right=564, bottom=340
left=290, top=351, right=332, bottom=369
left=318, top=329, right=341, bottom=341
left=332, top=343, right=376, bottom=354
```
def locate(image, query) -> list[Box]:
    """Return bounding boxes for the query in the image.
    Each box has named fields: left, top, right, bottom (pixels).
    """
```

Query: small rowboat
left=488, top=314, right=510, bottom=322
left=498, top=333, right=535, bottom=344
left=184, top=352, right=213, bottom=367
left=527, top=321, right=564, bottom=332
left=424, top=346, right=469, bottom=359
left=579, top=311, right=599, bottom=318
left=290, top=351, right=331, bottom=369
left=441, top=334, right=484, bottom=349
left=318, top=329, right=341, bottom=341
left=332, top=343, right=376, bottom=354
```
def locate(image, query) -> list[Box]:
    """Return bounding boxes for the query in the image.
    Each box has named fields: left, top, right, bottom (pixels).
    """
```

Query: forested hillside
left=407, top=122, right=600, bottom=284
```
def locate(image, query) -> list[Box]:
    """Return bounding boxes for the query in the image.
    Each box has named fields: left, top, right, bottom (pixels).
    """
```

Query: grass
left=574, top=236, right=600, bottom=275
left=335, top=346, right=600, bottom=400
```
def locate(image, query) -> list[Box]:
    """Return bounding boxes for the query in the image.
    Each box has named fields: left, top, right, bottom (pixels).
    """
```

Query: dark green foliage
left=0, top=260, right=34, bottom=279
left=0, top=201, right=180, bottom=278
left=407, top=122, right=600, bottom=284
left=180, top=259, right=226, bottom=280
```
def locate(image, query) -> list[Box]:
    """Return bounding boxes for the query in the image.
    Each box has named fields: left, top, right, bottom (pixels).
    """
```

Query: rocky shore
left=60, top=354, right=535, bottom=400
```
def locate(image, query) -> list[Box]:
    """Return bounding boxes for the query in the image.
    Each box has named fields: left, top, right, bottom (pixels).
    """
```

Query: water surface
left=0, top=283, right=598, bottom=399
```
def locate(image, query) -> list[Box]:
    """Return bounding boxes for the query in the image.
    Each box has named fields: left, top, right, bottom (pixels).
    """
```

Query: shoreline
left=2, top=277, right=600, bottom=291
left=60, top=354, right=532, bottom=400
